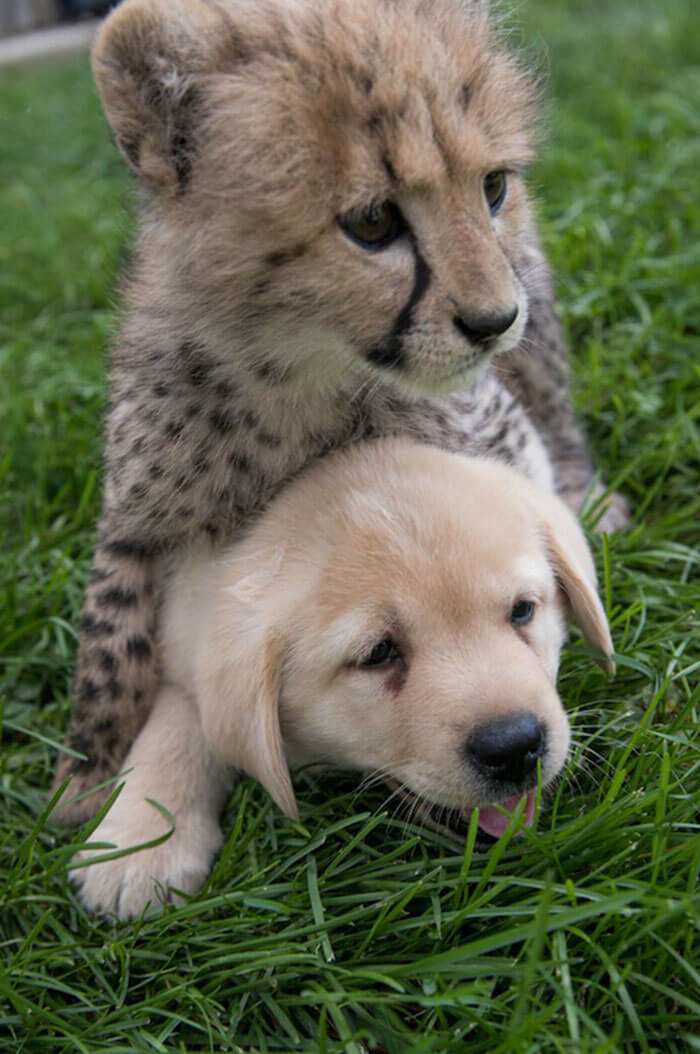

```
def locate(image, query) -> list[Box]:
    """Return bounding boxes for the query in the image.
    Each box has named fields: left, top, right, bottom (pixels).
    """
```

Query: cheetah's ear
left=195, top=554, right=298, bottom=822
left=91, top=0, right=237, bottom=193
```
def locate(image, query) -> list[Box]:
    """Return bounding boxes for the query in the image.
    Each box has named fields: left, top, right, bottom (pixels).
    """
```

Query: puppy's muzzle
left=466, top=711, right=546, bottom=789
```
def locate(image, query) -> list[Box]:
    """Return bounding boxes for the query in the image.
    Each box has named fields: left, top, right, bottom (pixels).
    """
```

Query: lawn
left=1, top=0, right=698, bottom=1050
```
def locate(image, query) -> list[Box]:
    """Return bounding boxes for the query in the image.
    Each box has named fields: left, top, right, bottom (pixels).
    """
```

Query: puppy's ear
left=533, top=490, right=615, bottom=674
left=196, top=559, right=298, bottom=820
left=91, top=0, right=236, bottom=192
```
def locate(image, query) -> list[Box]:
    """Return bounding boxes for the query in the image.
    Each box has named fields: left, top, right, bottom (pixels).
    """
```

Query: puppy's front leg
left=72, top=683, right=233, bottom=919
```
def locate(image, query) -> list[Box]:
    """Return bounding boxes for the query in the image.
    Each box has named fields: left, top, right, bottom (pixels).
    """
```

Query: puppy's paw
left=71, top=806, right=222, bottom=920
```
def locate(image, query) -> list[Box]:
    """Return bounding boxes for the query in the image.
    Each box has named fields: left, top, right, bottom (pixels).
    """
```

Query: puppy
left=73, top=440, right=613, bottom=918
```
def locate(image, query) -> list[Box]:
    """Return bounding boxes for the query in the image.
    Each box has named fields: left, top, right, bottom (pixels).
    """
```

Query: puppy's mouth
left=385, top=780, right=536, bottom=843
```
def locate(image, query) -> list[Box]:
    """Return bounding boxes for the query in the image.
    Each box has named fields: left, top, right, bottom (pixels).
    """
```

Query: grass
left=0, top=0, right=698, bottom=1049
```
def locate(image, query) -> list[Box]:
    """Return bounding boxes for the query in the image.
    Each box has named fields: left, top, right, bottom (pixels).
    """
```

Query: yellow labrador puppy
left=73, top=440, right=613, bottom=918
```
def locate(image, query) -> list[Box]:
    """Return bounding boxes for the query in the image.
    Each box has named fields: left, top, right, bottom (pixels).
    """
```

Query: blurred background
left=0, top=0, right=114, bottom=37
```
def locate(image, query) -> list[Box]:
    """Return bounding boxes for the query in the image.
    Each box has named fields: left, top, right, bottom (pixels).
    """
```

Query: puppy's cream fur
left=74, top=441, right=612, bottom=917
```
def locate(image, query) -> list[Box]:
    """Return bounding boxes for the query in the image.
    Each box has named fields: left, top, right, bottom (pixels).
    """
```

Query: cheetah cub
left=54, top=0, right=623, bottom=824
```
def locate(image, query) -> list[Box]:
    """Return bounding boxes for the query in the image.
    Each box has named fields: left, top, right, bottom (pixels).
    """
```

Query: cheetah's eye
left=510, top=599, right=535, bottom=626
left=359, top=637, right=402, bottom=668
left=483, top=170, right=507, bottom=216
left=338, top=202, right=405, bottom=249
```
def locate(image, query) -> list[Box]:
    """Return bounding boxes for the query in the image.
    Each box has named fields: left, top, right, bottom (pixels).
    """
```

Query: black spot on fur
left=98, top=649, right=117, bottom=673
left=79, top=679, right=99, bottom=703
left=184, top=356, right=210, bottom=388
left=193, top=455, right=211, bottom=475
left=80, top=613, right=115, bottom=636
left=89, top=567, right=112, bottom=584
left=232, top=499, right=252, bottom=522
left=186, top=402, right=201, bottom=418
left=383, top=156, right=397, bottom=182
left=229, top=452, right=251, bottom=473
left=94, top=717, right=115, bottom=735
left=257, top=429, right=282, bottom=448
left=215, top=380, right=235, bottom=399
left=67, top=733, right=97, bottom=768
left=130, top=483, right=148, bottom=500
left=126, top=636, right=152, bottom=660
left=175, top=474, right=191, bottom=490
left=210, top=409, right=236, bottom=433
left=149, top=463, right=164, bottom=479
left=243, top=410, right=259, bottom=430
left=189, top=364, right=209, bottom=387
left=460, top=81, right=471, bottom=110
left=104, top=539, right=149, bottom=560
left=153, top=383, right=170, bottom=398
left=97, top=587, right=139, bottom=609
left=106, top=678, right=123, bottom=701
left=165, top=420, right=184, bottom=440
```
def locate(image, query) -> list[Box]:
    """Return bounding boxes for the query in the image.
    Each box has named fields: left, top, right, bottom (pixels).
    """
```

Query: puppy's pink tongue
left=476, top=790, right=536, bottom=839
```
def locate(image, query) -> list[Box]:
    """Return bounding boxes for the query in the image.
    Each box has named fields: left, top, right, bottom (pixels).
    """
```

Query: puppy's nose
left=453, top=306, right=518, bottom=346
left=466, top=712, right=545, bottom=785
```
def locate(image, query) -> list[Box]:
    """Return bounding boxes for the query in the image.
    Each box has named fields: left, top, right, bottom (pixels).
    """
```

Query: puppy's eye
left=510, top=599, right=535, bottom=626
left=338, top=202, right=405, bottom=249
left=483, top=170, right=507, bottom=215
left=360, top=637, right=401, bottom=668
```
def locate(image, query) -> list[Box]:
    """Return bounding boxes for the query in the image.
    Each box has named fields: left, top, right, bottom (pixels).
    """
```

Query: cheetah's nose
left=453, top=306, right=518, bottom=346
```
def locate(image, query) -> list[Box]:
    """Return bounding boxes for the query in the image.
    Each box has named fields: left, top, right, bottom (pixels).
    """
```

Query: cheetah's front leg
left=52, top=534, right=162, bottom=825
left=72, top=682, right=232, bottom=919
